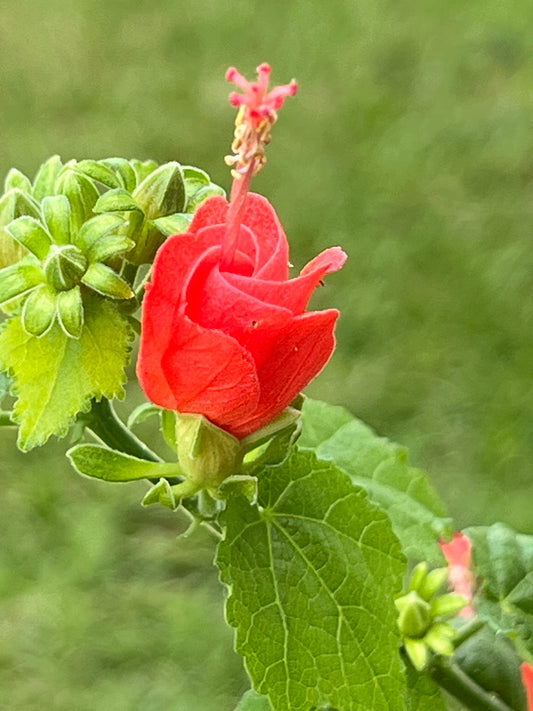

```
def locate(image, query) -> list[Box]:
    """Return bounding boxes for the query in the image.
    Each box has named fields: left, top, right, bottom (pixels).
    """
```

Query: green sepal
left=132, top=161, right=186, bottom=219
left=419, top=568, right=448, bottom=601
left=0, top=262, right=44, bottom=305
left=130, top=158, right=158, bottom=186
left=87, top=234, right=134, bottom=264
left=0, top=190, right=41, bottom=268
left=242, top=407, right=302, bottom=477
left=151, top=213, right=192, bottom=237
left=101, top=158, right=138, bottom=192
left=409, top=562, right=429, bottom=593
left=142, top=477, right=178, bottom=509
left=6, top=216, right=53, bottom=260
left=4, top=168, right=32, bottom=193
left=32, top=155, right=62, bottom=200
left=93, top=188, right=141, bottom=214
left=404, top=638, right=429, bottom=671
left=396, top=591, right=432, bottom=638
left=430, top=593, right=468, bottom=618
left=76, top=213, right=127, bottom=254
left=75, top=160, right=121, bottom=189
left=42, top=195, right=72, bottom=245
left=185, top=183, right=225, bottom=213
left=425, top=624, right=456, bottom=656
left=44, top=244, right=88, bottom=291
left=56, top=286, right=83, bottom=338
left=127, top=402, right=162, bottom=427
left=67, top=443, right=180, bottom=482
left=56, top=169, right=99, bottom=234
left=81, top=262, right=134, bottom=299
left=176, top=413, right=243, bottom=491
left=21, top=283, right=57, bottom=336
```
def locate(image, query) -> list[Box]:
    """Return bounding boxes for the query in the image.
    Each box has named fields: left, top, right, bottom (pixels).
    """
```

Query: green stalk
left=430, top=656, right=514, bottom=711
left=86, top=398, right=161, bottom=462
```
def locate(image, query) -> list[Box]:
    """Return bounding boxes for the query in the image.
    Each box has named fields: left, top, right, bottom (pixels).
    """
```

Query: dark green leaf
left=467, top=522, right=533, bottom=662
left=300, top=399, right=451, bottom=562
left=216, top=448, right=406, bottom=711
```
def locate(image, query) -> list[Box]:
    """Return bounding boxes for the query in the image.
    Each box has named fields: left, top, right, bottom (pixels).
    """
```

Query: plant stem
left=430, top=655, right=514, bottom=711
left=86, top=398, right=161, bottom=462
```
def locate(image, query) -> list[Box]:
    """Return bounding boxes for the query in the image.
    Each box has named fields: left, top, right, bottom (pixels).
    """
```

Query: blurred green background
left=1, top=0, right=532, bottom=708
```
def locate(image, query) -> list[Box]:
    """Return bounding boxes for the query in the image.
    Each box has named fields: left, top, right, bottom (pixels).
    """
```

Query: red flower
left=137, top=193, right=346, bottom=439
left=523, top=662, right=533, bottom=711
left=440, top=532, right=475, bottom=617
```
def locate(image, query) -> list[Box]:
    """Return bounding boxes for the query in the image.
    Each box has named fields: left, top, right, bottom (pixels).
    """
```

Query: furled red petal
left=521, top=663, right=533, bottom=711
left=230, top=309, right=340, bottom=437
left=224, top=246, right=347, bottom=315
left=188, top=194, right=289, bottom=279
left=137, top=228, right=224, bottom=408
left=160, top=308, right=260, bottom=429
left=186, top=257, right=292, bottom=343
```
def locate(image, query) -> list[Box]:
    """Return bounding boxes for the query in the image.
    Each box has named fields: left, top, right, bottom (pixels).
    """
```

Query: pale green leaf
left=6, top=216, right=53, bottom=259
left=32, top=155, right=63, bottom=200
left=467, top=522, right=533, bottom=662
left=0, top=295, right=133, bottom=450
left=234, top=690, right=273, bottom=711
left=56, top=286, right=83, bottom=339
left=21, top=284, right=57, bottom=336
left=42, top=194, right=72, bottom=245
left=67, top=444, right=180, bottom=481
left=0, top=262, right=44, bottom=305
left=216, top=449, right=406, bottom=711
left=300, top=399, right=451, bottom=562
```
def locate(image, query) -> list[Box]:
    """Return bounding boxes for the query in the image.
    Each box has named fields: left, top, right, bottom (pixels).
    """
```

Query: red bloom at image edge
left=137, top=193, right=346, bottom=439
left=523, top=662, right=533, bottom=711
left=439, top=532, right=475, bottom=617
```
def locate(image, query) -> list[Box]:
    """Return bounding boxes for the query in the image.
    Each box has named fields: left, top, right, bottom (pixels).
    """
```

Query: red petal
left=241, top=194, right=289, bottom=279
left=160, top=308, right=260, bottom=430
left=231, top=309, right=340, bottom=437
left=224, top=246, right=347, bottom=315
left=137, top=228, right=224, bottom=408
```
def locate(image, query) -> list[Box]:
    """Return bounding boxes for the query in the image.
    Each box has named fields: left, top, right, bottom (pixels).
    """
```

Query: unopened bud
left=44, top=244, right=87, bottom=291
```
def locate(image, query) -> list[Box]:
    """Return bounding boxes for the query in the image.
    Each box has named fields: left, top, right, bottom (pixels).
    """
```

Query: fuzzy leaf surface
left=0, top=295, right=132, bottom=449
left=299, top=399, right=451, bottom=562
left=467, top=522, right=533, bottom=662
left=216, top=448, right=406, bottom=711
left=67, top=444, right=180, bottom=481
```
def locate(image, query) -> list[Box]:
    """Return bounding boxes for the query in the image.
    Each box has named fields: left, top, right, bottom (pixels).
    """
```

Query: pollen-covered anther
left=226, top=64, right=297, bottom=177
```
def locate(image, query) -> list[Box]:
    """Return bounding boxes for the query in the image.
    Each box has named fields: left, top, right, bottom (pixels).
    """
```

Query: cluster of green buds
left=396, top=561, right=468, bottom=671
left=0, top=155, right=224, bottom=338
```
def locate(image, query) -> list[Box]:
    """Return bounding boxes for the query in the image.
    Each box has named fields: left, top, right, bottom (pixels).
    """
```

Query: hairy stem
left=430, top=655, right=514, bottom=711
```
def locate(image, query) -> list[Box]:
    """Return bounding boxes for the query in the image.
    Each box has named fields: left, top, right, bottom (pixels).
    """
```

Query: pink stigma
left=226, top=63, right=298, bottom=127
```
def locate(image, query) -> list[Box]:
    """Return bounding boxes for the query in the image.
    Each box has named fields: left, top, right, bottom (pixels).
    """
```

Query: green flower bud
left=133, top=162, right=186, bottom=220
left=0, top=189, right=41, bottom=267
left=6, top=216, right=53, bottom=260
left=0, top=262, right=44, bottom=306
left=56, top=285, right=83, bottom=338
left=81, top=262, right=133, bottom=299
left=32, top=155, right=63, bottom=201
left=4, top=168, right=32, bottom=194
left=21, top=283, right=57, bottom=336
left=396, top=591, right=432, bottom=638
left=55, top=169, right=99, bottom=235
left=44, top=244, right=88, bottom=291
left=419, top=566, right=448, bottom=601
left=176, top=413, right=244, bottom=491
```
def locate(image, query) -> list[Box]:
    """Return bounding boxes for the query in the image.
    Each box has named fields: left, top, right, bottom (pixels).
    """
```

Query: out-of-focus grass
left=1, top=0, right=532, bottom=708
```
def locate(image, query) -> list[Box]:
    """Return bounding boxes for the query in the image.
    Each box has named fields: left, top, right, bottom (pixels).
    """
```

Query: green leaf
left=0, top=295, right=133, bottom=450
left=300, top=399, right=451, bottom=562
left=466, top=522, right=533, bottom=662
left=404, top=661, right=446, bottom=711
left=129, top=158, right=158, bottom=186
left=32, top=155, right=63, bottom=200
left=132, top=162, right=186, bottom=219
left=81, top=262, right=134, bottom=299
left=0, top=262, right=44, bottom=305
left=42, top=194, right=72, bottom=245
left=67, top=444, right=180, bottom=481
left=55, top=169, right=99, bottom=235
left=6, top=216, right=53, bottom=259
left=86, top=234, right=134, bottom=264
left=94, top=188, right=141, bottom=214
left=234, top=690, right=273, bottom=711
left=216, top=448, right=406, bottom=711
